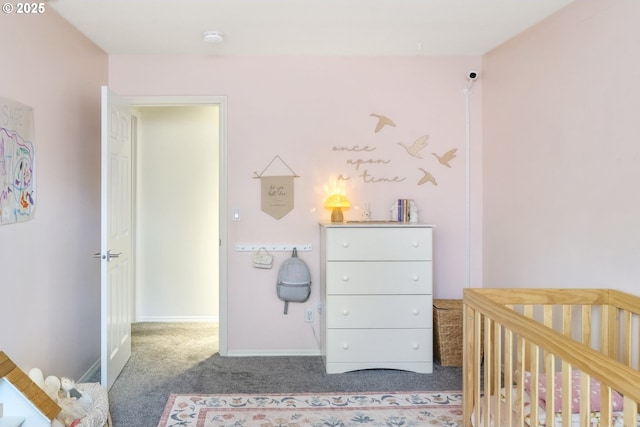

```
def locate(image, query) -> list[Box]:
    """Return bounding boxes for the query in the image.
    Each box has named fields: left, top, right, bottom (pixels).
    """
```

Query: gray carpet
left=108, top=322, right=462, bottom=427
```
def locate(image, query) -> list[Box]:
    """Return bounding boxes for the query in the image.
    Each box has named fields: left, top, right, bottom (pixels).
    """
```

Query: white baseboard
left=78, top=358, right=101, bottom=383
left=135, top=316, right=219, bottom=322
left=226, top=349, right=322, bottom=357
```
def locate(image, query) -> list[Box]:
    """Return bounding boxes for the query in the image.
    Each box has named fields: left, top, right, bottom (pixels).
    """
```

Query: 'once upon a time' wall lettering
left=347, top=158, right=391, bottom=170
left=330, top=113, right=457, bottom=185
left=333, top=145, right=376, bottom=152
left=360, top=169, right=406, bottom=183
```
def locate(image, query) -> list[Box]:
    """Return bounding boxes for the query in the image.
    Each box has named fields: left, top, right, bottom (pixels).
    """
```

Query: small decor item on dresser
left=252, top=247, right=273, bottom=269
left=390, top=199, right=418, bottom=223
left=324, top=192, right=350, bottom=222
left=276, top=248, right=311, bottom=314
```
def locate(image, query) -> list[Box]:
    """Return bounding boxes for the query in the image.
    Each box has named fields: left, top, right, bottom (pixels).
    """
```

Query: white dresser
left=319, top=222, right=433, bottom=374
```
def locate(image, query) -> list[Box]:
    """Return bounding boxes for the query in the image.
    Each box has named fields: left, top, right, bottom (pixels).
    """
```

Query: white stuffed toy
left=28, top=368, right=93, bottom=427
left=59, top=377, right=93, bottom=426
left=45, top=375, right=62, bottom=400
left=62, top=377, right=93, bottom=407
left=28, top=368, right=61, bottom=401
left=28, top=368, right=45, bottom=389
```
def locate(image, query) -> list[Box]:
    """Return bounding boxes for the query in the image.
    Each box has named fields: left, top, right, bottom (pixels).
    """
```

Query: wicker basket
left=433, top=299, right=464, bottom=366
left=75, top=383, right=110, bottom=427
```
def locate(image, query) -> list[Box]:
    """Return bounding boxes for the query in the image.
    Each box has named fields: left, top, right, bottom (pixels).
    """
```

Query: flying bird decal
left=398, top=135, right=429, bottom=159
left=432, top=148, right=457, bottom=168
left=417, top=168, right=438, bottom=186
left=369, top=113, right=396, bottom=133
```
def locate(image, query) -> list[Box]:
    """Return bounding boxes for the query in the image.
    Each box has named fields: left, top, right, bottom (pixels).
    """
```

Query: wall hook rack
left=235, top=244, right=312, bottom=252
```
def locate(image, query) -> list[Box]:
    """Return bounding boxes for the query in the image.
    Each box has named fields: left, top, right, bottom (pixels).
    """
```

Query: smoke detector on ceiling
left=203, top=31, right=224, bottom=43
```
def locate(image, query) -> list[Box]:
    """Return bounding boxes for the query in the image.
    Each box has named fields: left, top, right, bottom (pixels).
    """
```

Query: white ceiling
left=48, top=0, right=574, bottom=56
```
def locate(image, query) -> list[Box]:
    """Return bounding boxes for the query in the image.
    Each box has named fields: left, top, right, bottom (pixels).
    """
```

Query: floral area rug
left=158, top=391, right=463, bottom=427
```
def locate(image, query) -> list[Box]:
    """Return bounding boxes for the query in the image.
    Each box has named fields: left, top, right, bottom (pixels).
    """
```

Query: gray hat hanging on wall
left=276, top=248, right=311, bottom=314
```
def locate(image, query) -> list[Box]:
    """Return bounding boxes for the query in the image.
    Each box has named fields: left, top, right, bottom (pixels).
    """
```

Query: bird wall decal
left=397, top=135, right=429, bottom=159
left=432, top=148, right=457, bottom=168
left=417, top=168, right=438, bottom=186
left=369, top=113, right=396, bottom=133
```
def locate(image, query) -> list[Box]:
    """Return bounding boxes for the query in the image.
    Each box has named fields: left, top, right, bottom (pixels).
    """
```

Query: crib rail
left=463, top=288, right=640, bottom=427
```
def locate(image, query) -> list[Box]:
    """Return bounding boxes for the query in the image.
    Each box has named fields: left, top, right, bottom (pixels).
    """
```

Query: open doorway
left=130, top=96, right=227, bottom=355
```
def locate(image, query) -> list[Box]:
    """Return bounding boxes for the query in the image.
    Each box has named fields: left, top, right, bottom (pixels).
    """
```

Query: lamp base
left=330, top=207, right=344, bottom=223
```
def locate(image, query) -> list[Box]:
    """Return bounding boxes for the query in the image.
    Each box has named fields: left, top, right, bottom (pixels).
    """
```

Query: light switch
left=232, top=208, right=240, bottom=221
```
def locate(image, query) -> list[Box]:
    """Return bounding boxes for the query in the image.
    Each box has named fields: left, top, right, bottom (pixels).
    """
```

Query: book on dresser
left=319, top=222, right=434, bottom=374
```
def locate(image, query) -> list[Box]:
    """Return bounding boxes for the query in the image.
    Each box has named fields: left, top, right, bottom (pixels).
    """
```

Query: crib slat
left=522, top=304, right=541, bottom=425
left=543, top=304, right=552, bottom=330
left=463, top=304, right=480, bottom=427
left=530, top=340, right=540, bottom=426
left=582, top=305, right=591, bottom=346
left=610, top=305, right=620, bottom=362
left=516, top=335, right=526, bottom=427
left=544, top=353, right=555, bottom=427
left=478, top=310, right=488, bottom=427
left=542, top=304, right=554, bottom=427
left=561, top=362, right=572, bottom=427
left=622, top=309, right=632, bottom=366
left=636, top=313, right=640, bottom=370
left=579, top=370, right=591, bottom=427
left=483, top=315, right=493, bottom=426
left=560, top=305, right=572, bottom=427
left=542, top=304, right=552, bottom=372
left=600, top=384, right=612, bottom=427
left=601, top=304, right=611, bottom=356
left=635, top=314, right=640, bottom=370
left=623, top=396, right=638, bottom=427
left=563, top=304, right=572, bottom=340
left=493, top=320, right=502, bottom=426
left=524, top=305, right=533, bottom=372
left=504, top=327, right=513, bottom=427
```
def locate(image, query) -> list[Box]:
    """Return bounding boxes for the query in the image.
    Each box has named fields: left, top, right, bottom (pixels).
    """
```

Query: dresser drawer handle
left=342, top=343, right=350, bottom=350
left=412, top=308, right=420, bottom=315
left=412, top=274, right=419, bottom=281
left=342, top=275, right=349, bottom=282
left=342, top=241, right=350, bottom=248
left=411, top=241, right=419, bottom=248
left=342, top=309, right=350, bottom=316
left=412, top=343, right=420, bottom=350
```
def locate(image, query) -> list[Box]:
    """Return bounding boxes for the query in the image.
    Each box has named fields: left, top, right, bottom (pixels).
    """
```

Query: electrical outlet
left=304, top=308, right=314, bottom=323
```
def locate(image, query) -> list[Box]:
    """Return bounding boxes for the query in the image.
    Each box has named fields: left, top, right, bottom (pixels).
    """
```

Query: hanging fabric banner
left=254, top=155, right=299, bottom=220
left=1, top=97, right=36, bottom=225
left=261, top=175, right=294, bottom=219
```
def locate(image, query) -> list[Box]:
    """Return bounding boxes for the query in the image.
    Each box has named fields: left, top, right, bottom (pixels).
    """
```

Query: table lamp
left=324, top=193, right=350, bottom=223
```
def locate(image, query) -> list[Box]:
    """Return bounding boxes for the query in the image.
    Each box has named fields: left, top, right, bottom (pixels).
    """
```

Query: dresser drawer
left=326, top=295, right=432, bottom=328
left=326, top=261, right=432, bottom=295
left=326, top=329, right=432, bottom=363
left=325, top=227, right=432, bottom=261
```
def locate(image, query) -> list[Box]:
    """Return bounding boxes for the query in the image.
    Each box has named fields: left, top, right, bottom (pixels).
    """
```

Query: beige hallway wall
left=136, top=106, right=219, bottom=320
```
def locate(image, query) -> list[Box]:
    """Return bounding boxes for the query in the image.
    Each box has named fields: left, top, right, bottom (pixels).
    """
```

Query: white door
left=100, top=86, right=133, bottom=390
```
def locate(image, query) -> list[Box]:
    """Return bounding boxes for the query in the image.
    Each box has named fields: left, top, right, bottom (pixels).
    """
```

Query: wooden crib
left=463, top=288, right=640, bottom=427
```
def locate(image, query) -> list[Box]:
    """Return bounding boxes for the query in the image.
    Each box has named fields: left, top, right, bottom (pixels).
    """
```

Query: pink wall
left=3, top=0, right=636, bottom=367
left=109, top=56, right=483, bottom=352
left=482, top=2, right=640, bottom=292
left=0, top=11, right=108, bottom=376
